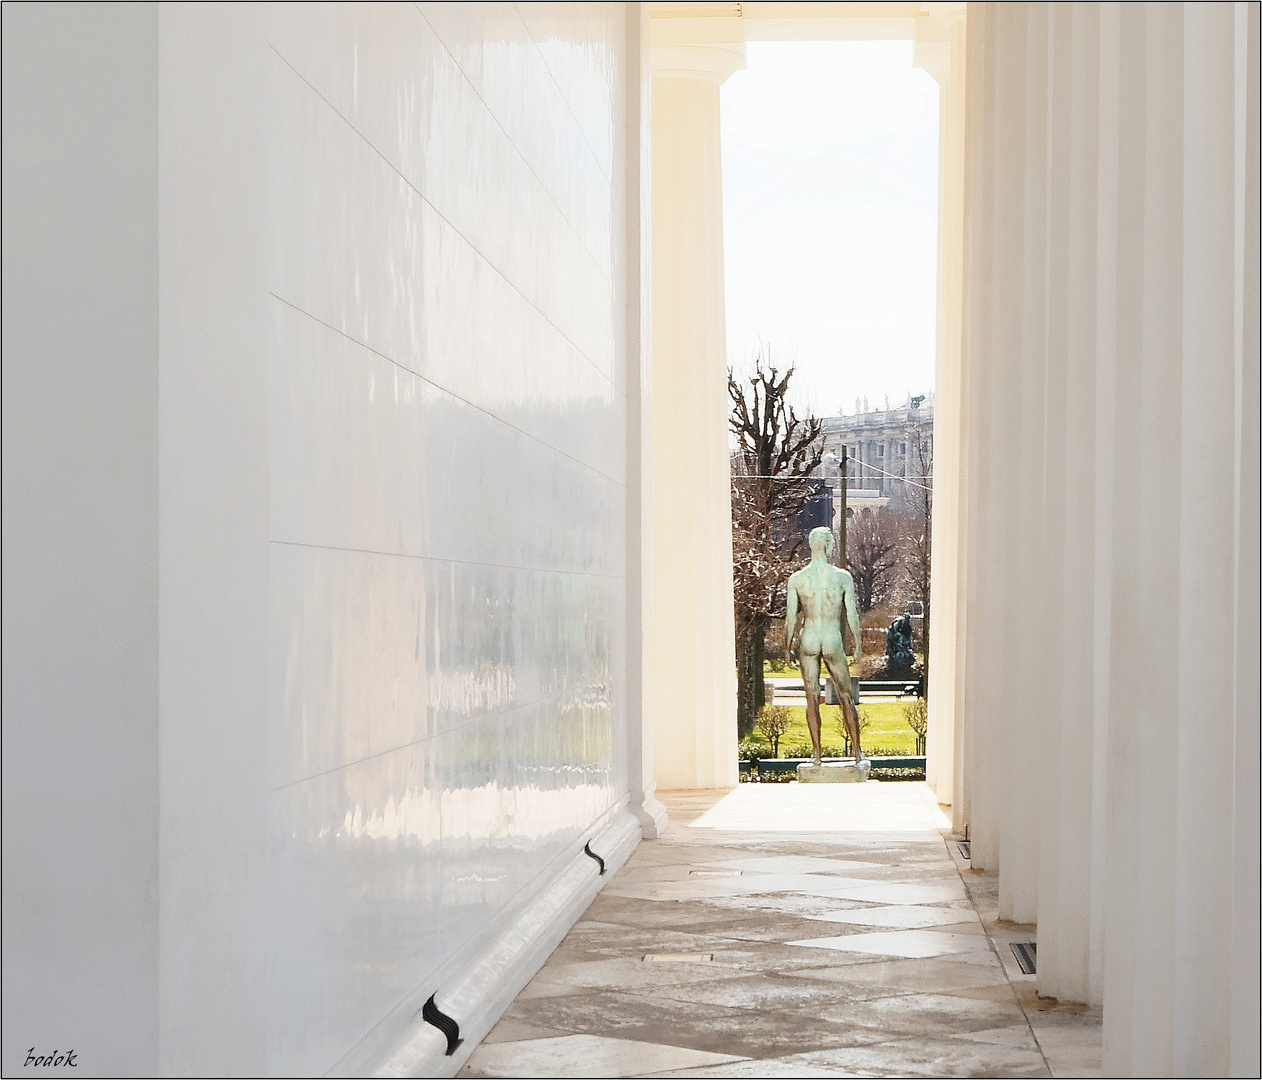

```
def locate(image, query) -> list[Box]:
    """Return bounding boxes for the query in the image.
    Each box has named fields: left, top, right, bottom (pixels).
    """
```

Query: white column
left=1102, top=6, right=1185, bottom=1071
left=953, top=0, right=986, bottom=855
left=1173, top=2, right=1247, bottom=1070
left=1036, top=0, right=1104, bottom=1006
left=648, top=20, right=743, bottom=790
left=623, top=3, right=668, bottom=838
left=916, top=3, right=966, bottom=811
left=1033, top=1, right=1072, bottom=985
left=1089, top=0, right=1121, bottom=1011
left=1230, top=9, right=1260, bottom=1075
left=959, top=0, right=1024, bottom=871
left=996, top=1, right=1051, bottom=927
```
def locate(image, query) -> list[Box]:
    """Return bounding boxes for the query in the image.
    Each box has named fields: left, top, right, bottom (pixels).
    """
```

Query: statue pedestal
left=797, top=759, right=871, bottom=784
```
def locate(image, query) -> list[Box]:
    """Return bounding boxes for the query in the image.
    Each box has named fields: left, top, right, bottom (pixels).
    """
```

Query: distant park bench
left=768, top=678, right=923, bottom=700
left=738, top=756, right=927, bottom=774
left=857, top=679, right=924, bottom=699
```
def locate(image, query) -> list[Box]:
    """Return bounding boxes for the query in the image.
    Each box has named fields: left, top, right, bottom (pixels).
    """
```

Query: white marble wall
left=258, top=8, right=629, bottom=1065
left=7, top=3, right=638, bottom=1077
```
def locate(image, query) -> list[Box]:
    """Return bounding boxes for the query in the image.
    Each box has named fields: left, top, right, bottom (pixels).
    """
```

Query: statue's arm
left=785, top=580, right=799, bottom=662
left=844, top=574, right=862, bottom=662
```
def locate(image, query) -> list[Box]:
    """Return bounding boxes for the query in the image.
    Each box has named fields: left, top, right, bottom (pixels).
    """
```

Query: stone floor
left=459, top=784, right=1102, bottom=1078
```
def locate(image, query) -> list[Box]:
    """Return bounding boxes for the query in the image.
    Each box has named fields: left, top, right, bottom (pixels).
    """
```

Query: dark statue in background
left=885, top=614, right=917, bottom=675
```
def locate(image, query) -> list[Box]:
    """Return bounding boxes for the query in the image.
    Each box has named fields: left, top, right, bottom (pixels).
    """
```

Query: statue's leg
left=824, top=653, right=863, bottom=762
left=800, top=652, right=823, bottom=764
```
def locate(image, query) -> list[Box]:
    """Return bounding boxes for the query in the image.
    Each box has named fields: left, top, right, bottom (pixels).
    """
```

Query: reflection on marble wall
left=264, top=3, right=629, bottom=1073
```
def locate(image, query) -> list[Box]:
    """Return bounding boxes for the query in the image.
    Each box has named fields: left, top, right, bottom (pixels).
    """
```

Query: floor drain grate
left=958, top=841, right=971, bottom=860
left=689, top=869, right=742, bottom=877
left=1010, top=942, right=1037, bottom=974
left=643, top=953, right=713, bottom=963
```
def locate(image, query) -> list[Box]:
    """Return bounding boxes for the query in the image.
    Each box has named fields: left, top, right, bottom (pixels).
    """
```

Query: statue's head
left=808, top=526, right=833, bottom=558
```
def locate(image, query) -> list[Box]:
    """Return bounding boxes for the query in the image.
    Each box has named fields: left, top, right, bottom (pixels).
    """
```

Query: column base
left=631, top=792, right=669, bottom=838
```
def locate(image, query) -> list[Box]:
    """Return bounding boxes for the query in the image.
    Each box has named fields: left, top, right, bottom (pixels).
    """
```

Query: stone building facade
left=820, top=397, right=934, bottom=510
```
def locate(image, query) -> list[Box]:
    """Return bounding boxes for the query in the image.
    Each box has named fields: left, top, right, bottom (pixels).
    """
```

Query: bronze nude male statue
left=785, top=526, right=865, bottom=767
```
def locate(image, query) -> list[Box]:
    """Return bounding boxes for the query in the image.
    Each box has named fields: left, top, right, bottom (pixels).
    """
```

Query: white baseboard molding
left=331, top=809, right=642, bottom=1079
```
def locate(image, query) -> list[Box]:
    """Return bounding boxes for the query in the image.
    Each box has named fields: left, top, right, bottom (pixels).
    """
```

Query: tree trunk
left=736, top=618, right=767, bottom=738
left=754, top=631, right=766, bottom=710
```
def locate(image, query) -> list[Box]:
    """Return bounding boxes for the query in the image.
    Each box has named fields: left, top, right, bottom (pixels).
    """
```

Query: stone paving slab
left=459, top=783, right=1101, bottom=1079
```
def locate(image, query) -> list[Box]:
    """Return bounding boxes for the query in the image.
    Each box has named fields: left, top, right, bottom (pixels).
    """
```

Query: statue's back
left=794, top=563, right=848, bottom=626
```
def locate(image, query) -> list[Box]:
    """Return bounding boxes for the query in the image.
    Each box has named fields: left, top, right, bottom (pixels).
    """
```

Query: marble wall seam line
left=268, top=537, right=629, bottom=581
left=506, top=1, right=614, bottom=186
left=412, top=2, right=615, bottom=285
left=270, top=686, right=616, bottom=794
left=268, top=292, right=629, bottom=488
left=268, top=43, right=620, bottom=396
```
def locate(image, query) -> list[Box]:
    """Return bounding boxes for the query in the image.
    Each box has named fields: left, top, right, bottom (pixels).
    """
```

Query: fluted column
left=1101, top=5, right=1187, bottom=1069
left=1169, top=4, right=1242, bottom=1068
left=648, top=19, right=743, bottom=790
left=959, top=0, right=1028, bottom=872
left=916, top=3, right=966, bottom=811
left=623, top=3, right=668, bottom=839
left=1036, top=0, right=1105, bottom=1005
left=1230, top=11, right=1260, bottom=1076
left=994, top=1, right=1051, bottom=927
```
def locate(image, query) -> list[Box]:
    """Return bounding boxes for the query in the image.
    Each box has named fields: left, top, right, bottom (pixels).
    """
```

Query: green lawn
left=743, top=701, right=920, bottom=756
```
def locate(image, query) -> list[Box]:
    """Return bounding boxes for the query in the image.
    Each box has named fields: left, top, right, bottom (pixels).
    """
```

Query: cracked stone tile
left=787, top=929, right=992, bottom=960
left=812, top=990, right=1027, bottom=1039
left=801, top=904, right=983, bottom=930
left=783, top=956, right=1010, bottom=997
left=479, top=1018, right=569, bottom=1044
left=643, top=1052, right=868, bottom=1077
left=793, top=1034, right=1052, bottom=1078
left=503, top=989, right=889, bottom=1060
left=458, top=1034, right=745, bottom=1078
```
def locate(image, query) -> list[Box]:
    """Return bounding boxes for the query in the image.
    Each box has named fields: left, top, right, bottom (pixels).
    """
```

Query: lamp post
left=839, top=444, right=848, bottom=569
left=823, top=447, right=849, bottom=569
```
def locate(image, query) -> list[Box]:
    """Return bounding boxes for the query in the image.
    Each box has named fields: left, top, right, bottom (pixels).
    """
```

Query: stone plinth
left=797, top=760, right=871, bottom=784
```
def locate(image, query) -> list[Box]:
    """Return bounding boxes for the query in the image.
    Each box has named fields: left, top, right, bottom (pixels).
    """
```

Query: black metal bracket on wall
left=422, top=994, right=463, bottom=1056
left=583, top=840, right=606, bottom=874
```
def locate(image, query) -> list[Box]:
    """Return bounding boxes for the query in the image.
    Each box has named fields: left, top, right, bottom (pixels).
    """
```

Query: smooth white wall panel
left=158, top=6, right=271, bottom=1072
left=1, top=5, right=160, bottom=1075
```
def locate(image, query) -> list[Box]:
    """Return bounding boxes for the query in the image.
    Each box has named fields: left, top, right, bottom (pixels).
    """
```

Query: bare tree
left=847, top=507, right=900, bottom=612
left=729, top=353, right=823, bottom=738
left=755, top=705, right=792, bottom=758
left=904, top=699, right=928, bottom=755
left=837, top=706, right=870, bottom=759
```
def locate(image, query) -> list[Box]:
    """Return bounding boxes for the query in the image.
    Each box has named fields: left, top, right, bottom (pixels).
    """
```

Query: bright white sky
left=721, top=41, right=940, bottom=417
